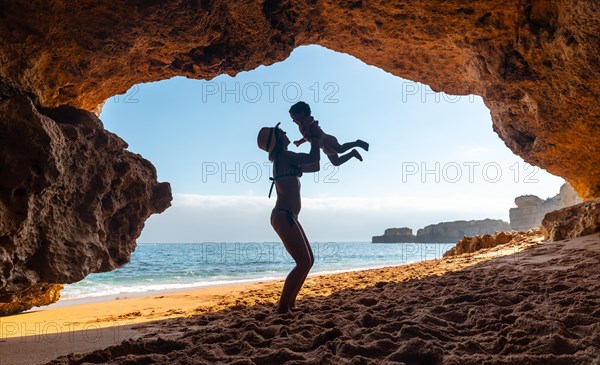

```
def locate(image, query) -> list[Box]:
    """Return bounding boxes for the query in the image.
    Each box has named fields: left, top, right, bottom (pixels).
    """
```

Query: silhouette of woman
left=257, top=123, right=320, bottom=313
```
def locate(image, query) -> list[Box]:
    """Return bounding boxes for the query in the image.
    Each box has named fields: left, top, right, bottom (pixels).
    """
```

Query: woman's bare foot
left=356, top=139, right=369, bottom=151
left=289, top=303, right=302, bottom=312
left=352, top=149, right=363, bottom=162
left=277, top=303, right=292, bottom=314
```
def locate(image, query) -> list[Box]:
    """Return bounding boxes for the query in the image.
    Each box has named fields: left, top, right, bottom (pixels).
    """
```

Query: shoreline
left=6, top=260, right=435, bottom=340
left=47, top=260, right=422, bottom=309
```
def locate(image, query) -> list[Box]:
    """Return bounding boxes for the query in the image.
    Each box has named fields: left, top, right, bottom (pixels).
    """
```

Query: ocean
left=60, top=242, right=456, bottom=300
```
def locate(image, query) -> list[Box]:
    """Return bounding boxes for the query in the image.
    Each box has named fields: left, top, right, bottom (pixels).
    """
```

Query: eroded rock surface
left=0, top=1, right=598, bottom=198
left=541, top=198, right=600, bottom=241
left=0, top=96, right=171, bottom=315
left=0, top=283, right=63, bottom=316
left=443, top=228, right=542, bottom=257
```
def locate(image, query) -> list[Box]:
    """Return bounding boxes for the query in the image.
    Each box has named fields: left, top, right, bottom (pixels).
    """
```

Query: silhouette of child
left=289, top=101, right=369, bottom=167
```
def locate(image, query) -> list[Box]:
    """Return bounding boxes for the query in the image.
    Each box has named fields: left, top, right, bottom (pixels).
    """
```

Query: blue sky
left=100, top=45, right=564, bottom=242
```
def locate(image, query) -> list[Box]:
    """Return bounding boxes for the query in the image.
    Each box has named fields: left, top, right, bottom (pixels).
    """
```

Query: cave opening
left=58, top=45, right=564, bottom=301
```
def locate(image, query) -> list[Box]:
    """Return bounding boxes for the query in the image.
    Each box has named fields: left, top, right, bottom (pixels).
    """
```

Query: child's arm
left=293, top=137, right=307, bottom=147
left=289, top=138, right=320, bottom=166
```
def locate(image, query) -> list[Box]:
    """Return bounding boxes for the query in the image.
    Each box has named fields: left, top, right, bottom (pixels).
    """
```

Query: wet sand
left=2, top=232, right=599, bottom=364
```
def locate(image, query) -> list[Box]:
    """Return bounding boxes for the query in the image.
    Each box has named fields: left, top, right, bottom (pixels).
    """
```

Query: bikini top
left=268, top=160, right=302, bottom=198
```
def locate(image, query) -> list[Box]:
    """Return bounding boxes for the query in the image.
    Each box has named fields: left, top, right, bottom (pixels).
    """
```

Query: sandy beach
left=1, top=232, right=598, bottom=364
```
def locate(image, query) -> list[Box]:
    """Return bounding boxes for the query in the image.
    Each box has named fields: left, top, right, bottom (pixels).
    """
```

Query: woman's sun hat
left=257, top=122, right=281, bottom=153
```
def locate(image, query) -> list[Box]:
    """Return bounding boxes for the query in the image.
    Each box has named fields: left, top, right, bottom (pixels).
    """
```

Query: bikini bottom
left=271, top=208, right=298, bottom=226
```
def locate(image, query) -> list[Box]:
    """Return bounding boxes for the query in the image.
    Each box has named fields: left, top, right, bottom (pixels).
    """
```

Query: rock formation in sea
left=373, top=219, right=511, bottom=243
left=372, top=228, right=416, bottom=243
left=416, top=219, right=512, bottom=243
left=509, top=182, right=583, bottom=230
left=0, top=1, right=598, bottom=313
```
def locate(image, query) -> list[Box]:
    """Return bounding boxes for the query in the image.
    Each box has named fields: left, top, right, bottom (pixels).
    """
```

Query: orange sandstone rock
left=0, top=283, right=63, bottom=316
left=541, top=198, right=600, bottom=240
left=443, top=228, right=542, bottom=257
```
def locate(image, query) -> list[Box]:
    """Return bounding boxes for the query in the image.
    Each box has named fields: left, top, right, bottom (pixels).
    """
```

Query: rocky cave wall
left=0, top=96, right=172, bottom=314
left=0, top=1, right=598, bottom=313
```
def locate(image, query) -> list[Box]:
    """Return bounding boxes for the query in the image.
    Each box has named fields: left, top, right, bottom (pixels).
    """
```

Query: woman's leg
left=288, top=221, right=314, bottom=308
left=271, top=211, right=314, bottom=313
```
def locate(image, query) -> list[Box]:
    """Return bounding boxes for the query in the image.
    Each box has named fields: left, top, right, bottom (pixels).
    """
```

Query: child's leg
left=320, top=134, right=342, bottom=153
left=322, top=134, right=369, bottom=153
left=327, top=150, right=363, bottom=166
left=338, top=139, right=369, bottom=152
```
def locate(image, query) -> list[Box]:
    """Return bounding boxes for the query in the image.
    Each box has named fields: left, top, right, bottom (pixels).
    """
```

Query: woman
left=257, top=122, right=320, bottom=313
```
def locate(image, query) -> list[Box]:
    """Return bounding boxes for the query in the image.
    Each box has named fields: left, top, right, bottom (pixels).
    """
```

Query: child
left=289, top=101, right=369, bottom=166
